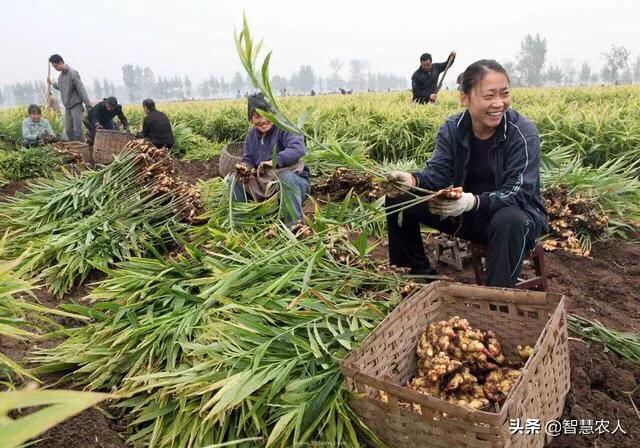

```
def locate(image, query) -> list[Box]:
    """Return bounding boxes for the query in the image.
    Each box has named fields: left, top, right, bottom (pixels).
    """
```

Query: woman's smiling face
left=461, top=70, right=512, bottom=137
left=251, top=112, right=274, bottom=134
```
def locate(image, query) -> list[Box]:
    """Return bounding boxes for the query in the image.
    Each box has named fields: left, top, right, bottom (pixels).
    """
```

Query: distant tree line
left=504, top=34, right=640, bottom=87
left=120, top=65, right=193, bottom=101
left=0, top=60, right=356, bottom=107
left=0, top=77, right=115, bottom=108
left=195, top=60, right=407, bottom=99
left=2, top=43, right=640, bottom=108
left=1, top=80, right=48, bottom=106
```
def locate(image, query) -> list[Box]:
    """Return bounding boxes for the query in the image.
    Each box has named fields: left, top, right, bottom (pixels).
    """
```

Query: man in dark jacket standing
left=136, top=99, right=174, bottom=148
left=411, top=52, right=455, bottom=104
left=48, top=54, right=92, bottom=142
left=86, top=97, right=130, bottom=143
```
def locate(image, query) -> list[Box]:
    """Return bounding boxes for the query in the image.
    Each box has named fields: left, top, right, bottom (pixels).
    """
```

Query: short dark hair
left=28, top=104, right=42, bottom=115
left=420, top=53, right=432, bottom=62
left=49, top=54, right=64, bottom=64
left=247, top=93, right=272, bottom=120
left=142, top=98, right=156, bottom=111
left=105, top=96, right=118, bottom=107
left=460, top=59, right=510, bottom=95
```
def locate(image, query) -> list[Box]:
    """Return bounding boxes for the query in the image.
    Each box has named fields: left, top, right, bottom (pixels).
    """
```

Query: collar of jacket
left=256, top=125, right=276, bottom=139
left=455, top=109, right=509, bottom=147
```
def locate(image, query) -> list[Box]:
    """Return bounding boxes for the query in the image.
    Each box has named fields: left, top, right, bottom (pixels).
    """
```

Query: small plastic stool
left=469, top=242, right=548, bottom=291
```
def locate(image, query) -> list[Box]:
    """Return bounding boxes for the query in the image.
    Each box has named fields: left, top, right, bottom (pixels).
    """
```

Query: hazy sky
left=2, top=0, right=638, bottom=86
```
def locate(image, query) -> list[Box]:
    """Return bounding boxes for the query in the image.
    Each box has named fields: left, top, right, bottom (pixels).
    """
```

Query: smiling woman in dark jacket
left=386, top=59, right=547, bottom=287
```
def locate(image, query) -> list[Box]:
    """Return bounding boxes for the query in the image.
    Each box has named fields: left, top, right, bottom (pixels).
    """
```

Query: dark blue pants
left=230, top=171, right=310, bottom=225
left=386, top=195, right=539, bottom=287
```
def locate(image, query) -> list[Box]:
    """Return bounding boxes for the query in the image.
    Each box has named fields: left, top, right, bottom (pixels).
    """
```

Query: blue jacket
left=242, top=126, right=309, bottom=176
left=414, top=109, right=547, bottom=231
left=22, top=117, right=55, bottom=144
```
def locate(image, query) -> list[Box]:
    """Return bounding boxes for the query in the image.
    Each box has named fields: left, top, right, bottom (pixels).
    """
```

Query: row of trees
left=0, top=78, right=116, bottom=108
left=265, top=59, right=407, bottom=93
left=91, top=79, right=117, bottom=100
left=196, top=61, right=407, bottom=99
left=508, top=34, right=640, bottom=87
left=2, top=40, right=640, bottom=107
left=1, top=80, right=47, bottom=106
left=121, top=65, right=193, bottom=101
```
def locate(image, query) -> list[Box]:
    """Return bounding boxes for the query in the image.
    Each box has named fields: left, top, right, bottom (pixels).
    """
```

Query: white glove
left=385, top=171, right=415, bottom=198
left=429, top=192, right=477, bottom=217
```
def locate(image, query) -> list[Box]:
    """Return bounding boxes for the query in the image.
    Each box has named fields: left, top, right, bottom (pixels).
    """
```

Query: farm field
left=0, top=83, right=639, bottom=448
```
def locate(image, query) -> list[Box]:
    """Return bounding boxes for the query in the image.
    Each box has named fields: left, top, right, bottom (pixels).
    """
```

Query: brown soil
left=547, top=240, right=640, bottom=331
left=0, top=180, right=30, bottom=198
left=312, top=168, right=382, bottom=202
left=543, top=241, right=640, bottom=448
left=173, top=156, right=220, bottom=185
left=33, top=407, right=128, bottom=448
left=549, top=340, right=639, bottom=448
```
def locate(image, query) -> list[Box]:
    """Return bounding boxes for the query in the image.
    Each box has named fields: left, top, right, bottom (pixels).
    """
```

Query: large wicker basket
left=218, top=142, right=244, bottom=176
left=341, top=282, right=570, bottom=448
left=93, top=130, right=134, bottom=164
left=64, top=141, right=93, bottom=164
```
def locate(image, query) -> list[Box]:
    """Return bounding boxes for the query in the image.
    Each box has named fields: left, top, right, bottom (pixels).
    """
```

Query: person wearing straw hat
left=387, top=59, right=547, bottom=287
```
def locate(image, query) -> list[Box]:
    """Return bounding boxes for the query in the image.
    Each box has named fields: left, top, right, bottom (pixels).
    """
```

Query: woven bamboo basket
left=93, top=130, right=134, bottom=164
left=218, top=142, right=245, bottom=176
left=64, top=142, right=93, bottom=164
left=341, top=282, right=570, bottom=448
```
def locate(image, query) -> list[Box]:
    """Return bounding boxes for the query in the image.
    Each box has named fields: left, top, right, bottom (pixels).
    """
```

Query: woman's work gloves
left=384, top=171, right=415, bottom=198
left=429, top=192, right=477, bottom=217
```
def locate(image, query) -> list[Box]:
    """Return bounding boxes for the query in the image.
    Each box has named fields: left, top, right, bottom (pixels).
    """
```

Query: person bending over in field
left=136, top=99, right=175, bottom=149
left=230, top=93, right=310, bottom=225
left=411, top=52, right=455, bottom=104
left=22, top=104, right=58, bottom=147
left=386, top=59, right=547, bottom=287
left=86, top=96, right=130, bottom=144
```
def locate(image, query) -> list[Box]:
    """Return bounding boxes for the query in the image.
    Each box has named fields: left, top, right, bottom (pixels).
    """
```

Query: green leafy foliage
left=0, top=147, right=64, bottom=185
left=0, top=149, right=189, bottom=296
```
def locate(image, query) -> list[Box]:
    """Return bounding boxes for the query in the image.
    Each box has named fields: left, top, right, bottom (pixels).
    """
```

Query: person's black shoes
left=407, top=265, right=440, bottom=283
left=409, top=266, right=438, bottom=276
